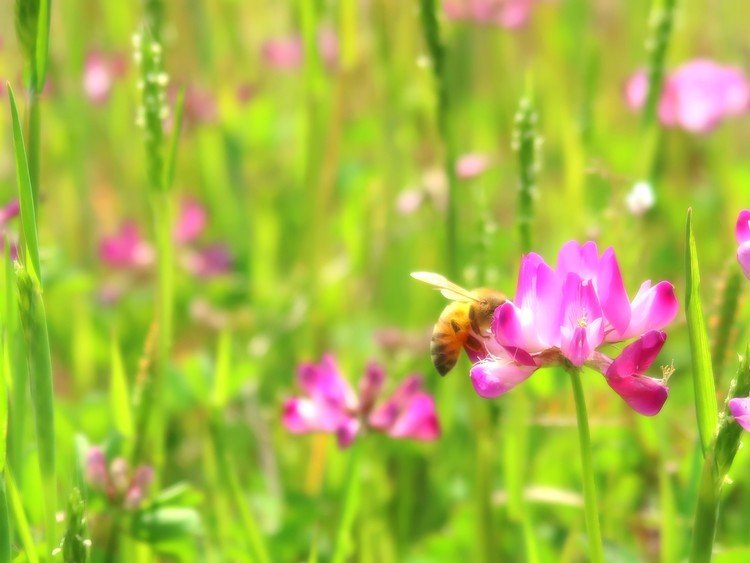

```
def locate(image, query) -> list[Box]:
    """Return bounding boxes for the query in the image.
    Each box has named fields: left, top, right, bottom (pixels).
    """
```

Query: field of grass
left=2, top=0, right=750, bottom=561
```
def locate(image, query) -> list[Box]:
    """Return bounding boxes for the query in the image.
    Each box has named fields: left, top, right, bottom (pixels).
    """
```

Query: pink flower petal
left=297, top=354, right=358, bottom=412
left=336, top=417, right=361, bottom=448
left=359, top=362, right=385, bottom=414
left=736, top=209, right=750, bottom=244
left=625, top=70, right=648, bottom=111
left=456, top=153, right=489, bottom=179
left=99, top=222, right=155, bottom=269
left=597, top=247, right=631, bottom=334
left=84, top=52, right=113, bottom=104
left=174, top=199, right=207, bottom=243
left=386, top=393, right=441, bottom=441
left=619, top=281, right=679, bottom=340
left=559, top=276, right=603, bottom=366
left=469, top=358, right=536, bottom=398
left=738, top=241, right=750, bottom=280
left=728, top=398, right=750, bottom=431
left=369, top=375, right=422, bottom=430
left=262, top=37, right=303, bottom=70
left=604, top=331, right=668, bottom=416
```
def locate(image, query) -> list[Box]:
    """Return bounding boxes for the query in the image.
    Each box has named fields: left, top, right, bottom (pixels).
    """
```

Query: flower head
left=85, top=447, right=153, bottom=510
left=626, top=59, right=750, bottom=133
left=473, top=241, right=677, bottom=415
left=84, top=51, right=126, bottom=105
left=283, top=355, right=440, bottom=448
left=736, top=210, right=750, bottom=279
left=99, top=222, right=155, bottom=269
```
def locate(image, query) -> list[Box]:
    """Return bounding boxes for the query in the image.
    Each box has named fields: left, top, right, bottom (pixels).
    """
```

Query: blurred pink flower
left=729, top=397, right=750, bottom=431
left=99, top=221, right=155, bottom=269
left=84, top=52, right=126, bottom=105
left=174, top=198, right=207, bottom=243
left=626, top=60, right=750, bottom=133
left=262, top=37, right=303, bottom=70
left=283, top=355, right=440, bottom=448
left=444, top=0, right=534, bottom=29
left=85, top=447, right=153, bottom=509
left=395, top=189, right=424, bottom=215
left=471, top=241, right=677, bottom=415
left=182, top=244, right=233, bottom=278
left=736, top=209, right=750, bottom=279
left=456, top=153, right=490, bottom=180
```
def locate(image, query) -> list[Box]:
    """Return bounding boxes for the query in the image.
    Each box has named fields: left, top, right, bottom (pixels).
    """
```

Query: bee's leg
left=464, top=334, right=484, bottom=355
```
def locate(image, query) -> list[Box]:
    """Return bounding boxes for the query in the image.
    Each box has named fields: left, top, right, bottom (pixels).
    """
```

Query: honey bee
left=411, top=272, right=506, bottom=376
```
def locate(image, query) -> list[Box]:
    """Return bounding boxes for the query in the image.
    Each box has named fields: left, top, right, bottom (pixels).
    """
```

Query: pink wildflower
left=85, top=447, right=153, bottom=509
left=174, top=198, right=207, bottom=243
left=283, top=355, right=441, bottom=448
left=99, top=222, right=155, bottom=269
left=471, top=241, right=678, bottom=415
left=625, top=59, right=750, bottom=133
left=84, top=52, right=126, bottom=105
left=262, top=37, right=303, bottom=70
left=456, top=153, right=490, bottom=180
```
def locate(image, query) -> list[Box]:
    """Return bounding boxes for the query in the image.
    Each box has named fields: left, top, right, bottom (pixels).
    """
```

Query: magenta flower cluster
left=99, top=198, right=232, bottom=278
left=443, top=0, right=534, bottom=29
left=470, top=241, right=679, bottom=416
left=86, top=447, right=154, bottom=510
left=283, top=355, right=441, bottom=448
left=731, top=210, right=750, bottom=432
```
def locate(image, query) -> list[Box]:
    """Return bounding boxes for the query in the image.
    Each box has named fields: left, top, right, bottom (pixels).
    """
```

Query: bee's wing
left=410, top=271, right=478, bottom=302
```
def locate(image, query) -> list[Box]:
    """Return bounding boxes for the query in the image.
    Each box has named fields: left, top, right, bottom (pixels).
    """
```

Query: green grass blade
left=642, top=0, right=678, bottom=127
left=685, top=209, right=718, bottom=455
left=35, top=0, right=51, bottom=90
left=6, top=469, right=39, bottom=563
left=7, top=85, right=42, bottom=282
left=110, top=336, right=134, bottom=438
left=332, top=443, right=362, bottom=563
left=710, top=267, right=742, bottom=385
left=16, top=265, right=57, bottom=550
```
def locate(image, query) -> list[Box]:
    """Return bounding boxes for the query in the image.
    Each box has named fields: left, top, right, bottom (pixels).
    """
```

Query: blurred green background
left=1, top=0, right=750, bottom=561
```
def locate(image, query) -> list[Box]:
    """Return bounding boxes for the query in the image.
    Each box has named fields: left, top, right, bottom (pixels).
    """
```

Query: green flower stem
left=568, top=368, right=604, bottom=563
left=332, top=442, right=362, bottom=563
left=689, top=454, right=720, bottom=563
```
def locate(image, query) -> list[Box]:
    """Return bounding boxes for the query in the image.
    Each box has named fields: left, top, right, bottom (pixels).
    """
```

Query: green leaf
left=7, top=85, right=42, bottom=282
left=130, top=506, right=201, bottom=544
left=685, top=208, right=718, bottom=455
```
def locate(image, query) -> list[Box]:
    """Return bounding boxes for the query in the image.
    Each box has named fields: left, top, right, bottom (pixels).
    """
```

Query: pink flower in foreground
left=174, top=198, right=207, bottom=243
left=444, top=0, right=534, bottom=29
left=471, top=241, right=677, bottom=415
left=728, top=397, right=750, bottom=431
left=99, top=222, right=155, bottom=269
left=625, top=59, right=750, bottom=133
left=283, top=355, right=440, bottom=448
left=85, top=447, right=154, bottom=509
left=736, top=209, right=750, bottom=279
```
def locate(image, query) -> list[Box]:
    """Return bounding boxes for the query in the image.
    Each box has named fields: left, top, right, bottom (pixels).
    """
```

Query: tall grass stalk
left=513, top=88, right=539, bottom=255
left=132, top=0, right=181, bottom=475
left=642, top=0, right=678, bottom=128
left=689, top=348, right=750, bottom=562
left=568, top=368, right=604, bottom=563
left=6, top=469, right=39, bottom=563
left=710, top=267, right=742, bottom=384
left=8, top=85, right=57, bottom=552
left=419, top=0, right=458, bottom=277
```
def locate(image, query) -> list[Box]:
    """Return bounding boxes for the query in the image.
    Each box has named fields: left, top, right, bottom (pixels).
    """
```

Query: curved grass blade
left=685, top=209, right=718, bottom=455
left=7, top=85, right=41, bottom=281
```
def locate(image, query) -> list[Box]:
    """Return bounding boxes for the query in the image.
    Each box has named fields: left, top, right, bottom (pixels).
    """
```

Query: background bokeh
left=1, top=0, right=750, bottom=561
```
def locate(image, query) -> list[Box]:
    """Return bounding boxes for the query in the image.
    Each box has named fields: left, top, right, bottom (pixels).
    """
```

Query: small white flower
left=626, top=181, right=656, bottom=216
